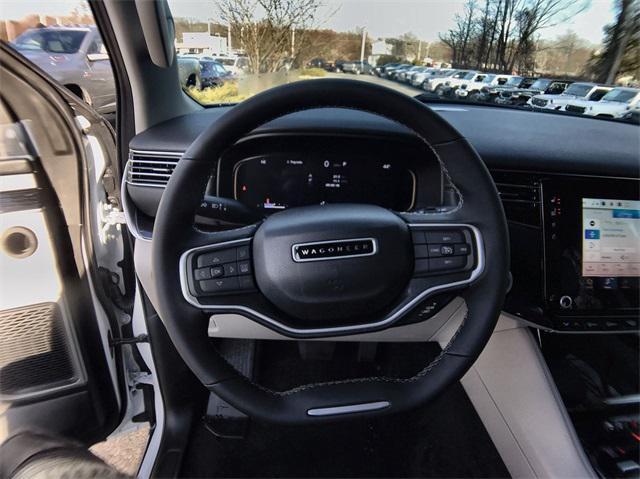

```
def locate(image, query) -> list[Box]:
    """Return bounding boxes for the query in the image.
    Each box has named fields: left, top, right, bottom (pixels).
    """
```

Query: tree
left=588, top=0, right=640, bottom=83
left=217, top=0, right=326, bottom=73
left=439, top=0, right=589, bottom=73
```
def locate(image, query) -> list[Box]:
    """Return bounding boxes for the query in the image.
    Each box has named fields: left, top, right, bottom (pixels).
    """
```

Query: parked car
left=342, top=60, right=373, bottom=74
left=565, top=87, right=640, bottom=118
left=387, top=64, right=413, bottom=80
left=455, top=74, right=514, bottom=101
left=430, top=70, right=483, bottom=96
left=177, top=56, right=202, bottom=88
left=398, top=66, right=426, bottom=83
left=11, top=26, right=115, bottom=114
left=411, top=68, right=454, bottom=88
left=528, top=82, right=612, bottom=111
left=422, top=69, right=471, bottom=93
left=383, top=63, right=410, bottom=78
left=478, top=76, right=536, bottom=103
left=496, top=78, right=572, bottom=106
left=199, top=59, right=232, bottom=89
left=212, top=55, right=249, bottom=75
left=374, top=62, right=400, bottom=76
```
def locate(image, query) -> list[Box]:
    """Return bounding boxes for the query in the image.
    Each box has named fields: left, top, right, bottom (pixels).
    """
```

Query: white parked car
left=565, top=87, right=640, bottom=118
left=411, top=68, right=453, bottom=88
left=528, top=82, right=612, bottom=111
left=455, top=74, right=514, bottom=101
left=423, top=70, right=475, bottom=94
left=212, top=55, right=249, bottom=75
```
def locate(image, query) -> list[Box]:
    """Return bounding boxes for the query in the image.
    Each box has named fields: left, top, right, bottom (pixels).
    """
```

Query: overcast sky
left=1, top=0, right=616, bottom=44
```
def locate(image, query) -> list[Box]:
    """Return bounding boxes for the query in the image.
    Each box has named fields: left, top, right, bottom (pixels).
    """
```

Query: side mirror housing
left=87, top=53, right=109, bottom=62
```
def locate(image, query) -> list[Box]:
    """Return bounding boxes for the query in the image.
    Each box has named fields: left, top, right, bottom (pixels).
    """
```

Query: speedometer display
left=233, top=156, right=416, bottom=212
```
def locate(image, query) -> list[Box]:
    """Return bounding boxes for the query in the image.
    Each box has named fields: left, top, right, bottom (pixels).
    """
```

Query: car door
left=0, top=41, right=135, bottom=456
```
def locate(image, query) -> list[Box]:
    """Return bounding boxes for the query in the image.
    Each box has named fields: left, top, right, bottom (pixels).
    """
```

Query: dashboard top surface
left=129, top=103, right=640, bottom=178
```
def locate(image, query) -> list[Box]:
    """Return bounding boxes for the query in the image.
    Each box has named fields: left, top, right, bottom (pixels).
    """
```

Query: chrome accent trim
left=604, top=394, right=640, bottom=406
left=291, top=237, right=377, bottom=263
left=129, top=148, right=184, bottom=157
left=125, top=149, right=180, bottom=189
left=179, top=223, right=484, bottom=336
left=307, top=401, right=390, bottom=416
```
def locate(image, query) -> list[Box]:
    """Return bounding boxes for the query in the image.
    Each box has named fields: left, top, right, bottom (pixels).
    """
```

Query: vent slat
left=126, top=152, right=179, bottom=188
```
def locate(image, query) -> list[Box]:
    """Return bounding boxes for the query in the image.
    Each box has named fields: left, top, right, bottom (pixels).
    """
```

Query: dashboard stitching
left=234, top=310, right=469, bottom=397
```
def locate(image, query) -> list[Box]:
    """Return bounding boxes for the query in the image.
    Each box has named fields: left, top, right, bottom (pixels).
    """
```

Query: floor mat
left=181, top=341, right=509, bottom=478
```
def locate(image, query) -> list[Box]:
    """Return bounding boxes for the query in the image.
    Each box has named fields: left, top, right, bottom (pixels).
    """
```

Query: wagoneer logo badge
left=292, top=238, right=377, bottom=262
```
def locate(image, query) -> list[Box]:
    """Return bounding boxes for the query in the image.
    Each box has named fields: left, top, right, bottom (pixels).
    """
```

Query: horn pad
left=253, top=204, right=413, bottom=322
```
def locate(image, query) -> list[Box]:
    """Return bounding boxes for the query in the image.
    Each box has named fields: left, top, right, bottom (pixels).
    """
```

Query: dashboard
left=125, top=103, right=640, bottom=333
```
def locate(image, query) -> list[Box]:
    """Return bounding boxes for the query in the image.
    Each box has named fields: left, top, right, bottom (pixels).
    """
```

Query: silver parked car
left=12, top=26, right=116, bottom=115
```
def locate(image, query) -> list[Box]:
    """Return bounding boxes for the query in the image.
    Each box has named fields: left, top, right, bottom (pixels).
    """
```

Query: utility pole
left=228, top=23, right=232, bottom=53
left=418, top=40, right=422, bottom=63
left=291, top=27, right=296, bottom=58
left=360, top=28, right=367, bottom=65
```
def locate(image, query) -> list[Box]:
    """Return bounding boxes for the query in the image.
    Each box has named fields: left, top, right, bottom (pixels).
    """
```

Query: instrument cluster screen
left=233, top=156, right=416, bottom=212
left=582, top=198, right=640, bottom=279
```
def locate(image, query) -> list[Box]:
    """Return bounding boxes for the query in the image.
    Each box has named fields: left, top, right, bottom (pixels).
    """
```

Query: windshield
left=13, top=29, right=87, bottom=54
left=8, top=0, right=630, bottom=124
left=563, top=83, right=594, bottom=97
left=529, top=79, right=552, bottom=91
left=601, top=89, right=638, bottom=103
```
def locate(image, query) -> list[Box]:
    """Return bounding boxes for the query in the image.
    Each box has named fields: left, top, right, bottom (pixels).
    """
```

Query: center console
left=544, top=177, right=639, bottom=331
left=493, top=171, right=639, bottom=332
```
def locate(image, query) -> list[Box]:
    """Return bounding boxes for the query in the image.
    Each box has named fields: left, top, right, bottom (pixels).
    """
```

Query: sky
left=0, top=0, right=617, bottom=44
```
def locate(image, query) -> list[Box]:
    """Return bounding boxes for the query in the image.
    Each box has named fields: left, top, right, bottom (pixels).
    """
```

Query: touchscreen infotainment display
left=582, top=198, right=640, bottom=278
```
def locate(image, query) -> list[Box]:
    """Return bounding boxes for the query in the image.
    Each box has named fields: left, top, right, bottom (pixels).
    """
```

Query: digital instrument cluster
left=232, top=156, right=416, bottom=212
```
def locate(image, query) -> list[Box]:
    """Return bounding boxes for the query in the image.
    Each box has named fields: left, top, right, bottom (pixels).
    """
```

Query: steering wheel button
left=415, top=258, right=430, bottom=274
left=440, top=245, right=454, bottom=256
left=414, top=244, right=429, bottom=258
left=238, top=261, right=251, bottom=275
left=429, top=256, right=466, bottom=271
left=211, top=266, right=224, bottom=278
left=194, top=267, right=212, bottom=281
left=238, top=275, right=256, bottom=291
left=412, top=231, right=426, bottom=244
left=427, top=244, right=442, bottom=257
left=454, top=243, right=470, bottom=255
left=224, top=263, right=238, bottom=276
left=426, top=231, right=463, bottom=244
left=200, top=277, right=239, bottom=294
left=236, top=245, right=250, bottom=260
left=197, top=249, right=237, bottom=267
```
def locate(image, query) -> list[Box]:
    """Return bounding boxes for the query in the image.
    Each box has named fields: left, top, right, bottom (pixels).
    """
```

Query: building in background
left=369, top=39, right=393, bottom=66
left=175, top=32, right=228, bottom=56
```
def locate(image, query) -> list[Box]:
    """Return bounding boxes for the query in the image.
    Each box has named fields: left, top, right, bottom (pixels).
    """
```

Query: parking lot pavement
left=326, top=72, right=424, bottom=97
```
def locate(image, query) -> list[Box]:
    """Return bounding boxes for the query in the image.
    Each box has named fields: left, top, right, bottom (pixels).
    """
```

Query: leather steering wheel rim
left=151, top=79, right=510, bottom=424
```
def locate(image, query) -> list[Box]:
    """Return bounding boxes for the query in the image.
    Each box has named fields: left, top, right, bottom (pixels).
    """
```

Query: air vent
left=492, top=172, right=542, bottom=227
left=126, top=151, right=181, bottom=188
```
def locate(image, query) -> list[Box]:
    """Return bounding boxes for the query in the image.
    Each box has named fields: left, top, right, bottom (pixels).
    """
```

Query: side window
left=2, top=3, right=116, bottom=117
left=87, top=37, right=107, bottom=55
left=589, top=89, right=608, bottom=101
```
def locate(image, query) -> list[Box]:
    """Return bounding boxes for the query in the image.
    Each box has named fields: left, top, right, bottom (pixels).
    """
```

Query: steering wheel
left=151, top=79, right=509, bottom=424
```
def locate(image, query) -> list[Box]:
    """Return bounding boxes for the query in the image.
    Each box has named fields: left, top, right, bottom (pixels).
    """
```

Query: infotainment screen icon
left=582, top=198, right=640, bottom=278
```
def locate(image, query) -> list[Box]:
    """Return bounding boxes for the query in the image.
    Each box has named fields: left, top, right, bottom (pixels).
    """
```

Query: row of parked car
left=8, top=25, right=241, bottom=116
left=376, top=63, right=640, bottom=121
